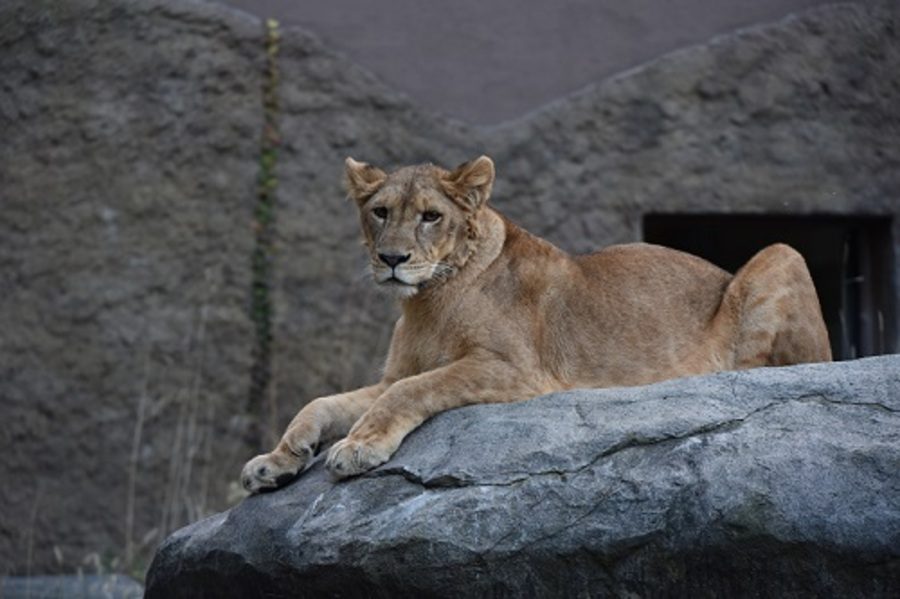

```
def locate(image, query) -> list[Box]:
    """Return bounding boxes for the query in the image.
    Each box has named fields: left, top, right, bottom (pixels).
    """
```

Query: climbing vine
left=248, top=18, right=280, bottom=420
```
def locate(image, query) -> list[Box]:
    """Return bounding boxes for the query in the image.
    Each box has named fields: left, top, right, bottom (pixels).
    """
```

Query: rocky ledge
left=146, top=356, right=900, bottom=597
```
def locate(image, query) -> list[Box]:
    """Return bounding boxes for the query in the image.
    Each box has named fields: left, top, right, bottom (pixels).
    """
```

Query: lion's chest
left=408, top=324, right=459, bottom=374
left=399, top=305, right=477, bottom=376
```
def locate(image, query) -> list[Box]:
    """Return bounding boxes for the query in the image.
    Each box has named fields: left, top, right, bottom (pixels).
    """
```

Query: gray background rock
left=0, top=0, right=262, bottom=576
left=145, top=356, right=900, bottom=597
left=1, top=0, right=898, bottom=579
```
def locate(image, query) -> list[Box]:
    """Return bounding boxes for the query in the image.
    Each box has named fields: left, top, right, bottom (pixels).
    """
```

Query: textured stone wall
left=488, top=2, right=900, bottom=244
left=1, top=0, right=898, bottom=576
left=0, top=0, right=263, bottom=575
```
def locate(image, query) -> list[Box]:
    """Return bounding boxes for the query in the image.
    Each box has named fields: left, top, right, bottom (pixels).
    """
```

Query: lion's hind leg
left=717, top=243, right=832, bottom=370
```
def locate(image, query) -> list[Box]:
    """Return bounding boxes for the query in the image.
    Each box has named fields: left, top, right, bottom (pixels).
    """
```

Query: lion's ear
left=441, top=155, right=495, bottom=211
left=344, top=157, right=387, bottom=204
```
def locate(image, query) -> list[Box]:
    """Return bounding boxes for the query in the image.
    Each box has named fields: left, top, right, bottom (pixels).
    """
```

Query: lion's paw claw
left=240, top=449, right=308, bottom=494
left=325, top=438, right=390, bottom=480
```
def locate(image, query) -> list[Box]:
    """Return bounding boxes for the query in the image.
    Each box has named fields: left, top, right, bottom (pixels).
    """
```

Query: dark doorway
left=643, top=214, right=895, bottom=360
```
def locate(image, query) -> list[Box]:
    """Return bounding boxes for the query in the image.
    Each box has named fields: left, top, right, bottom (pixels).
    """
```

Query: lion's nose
left=379, top=253, right=410, bottom=268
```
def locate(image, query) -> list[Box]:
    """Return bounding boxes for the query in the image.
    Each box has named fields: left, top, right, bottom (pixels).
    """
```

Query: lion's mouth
left=373, top=265, right=432, bottom=296
left=383, top=276, right=418, bottom=288
left=375, top=274, right=422, bottom=298
left=375, top=269, right=417, bottom=285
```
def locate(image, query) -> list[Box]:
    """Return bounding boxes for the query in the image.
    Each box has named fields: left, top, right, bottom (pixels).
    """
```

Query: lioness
left=242, top=156, right=831, bottom=492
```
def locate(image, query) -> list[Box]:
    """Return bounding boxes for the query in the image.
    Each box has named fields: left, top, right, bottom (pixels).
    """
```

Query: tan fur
left=241, top=156, right=831, bottom=491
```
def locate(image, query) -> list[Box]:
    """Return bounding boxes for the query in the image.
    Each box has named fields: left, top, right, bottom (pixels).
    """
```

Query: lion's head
left=344, top=156, right=496, bottom=298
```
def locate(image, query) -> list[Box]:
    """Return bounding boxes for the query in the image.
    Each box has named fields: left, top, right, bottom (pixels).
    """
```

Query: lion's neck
left=458, top=207, right=507, bottom=278
left=404, top=208, right=506, bottom=309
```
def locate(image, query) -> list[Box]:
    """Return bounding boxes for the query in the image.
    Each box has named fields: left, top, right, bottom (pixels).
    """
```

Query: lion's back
left=573, top=242, right=733, bottom=341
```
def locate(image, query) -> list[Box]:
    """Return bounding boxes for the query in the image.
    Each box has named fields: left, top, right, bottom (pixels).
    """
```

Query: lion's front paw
left=241, top=448, right=309, bottom=494
left=325, top=437, right=392, bottom=480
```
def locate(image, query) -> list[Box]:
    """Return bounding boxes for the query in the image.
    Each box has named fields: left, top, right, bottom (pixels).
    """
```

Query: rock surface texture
left=147, top=356, right=900, bottom=598
left=2, top=0, right=898, bottom=574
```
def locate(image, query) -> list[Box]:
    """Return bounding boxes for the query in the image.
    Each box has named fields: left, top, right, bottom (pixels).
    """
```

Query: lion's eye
left=422, top=210, right=442, bottom=223
left=372, top=206, right=388, bottom=219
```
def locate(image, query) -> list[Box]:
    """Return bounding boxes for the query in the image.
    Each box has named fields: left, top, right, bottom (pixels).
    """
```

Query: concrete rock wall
left=0, top=0, right=263, bottom=575
left=489, top=2, right=900, bottom=242
left=1, top=0, right=898, bottom=576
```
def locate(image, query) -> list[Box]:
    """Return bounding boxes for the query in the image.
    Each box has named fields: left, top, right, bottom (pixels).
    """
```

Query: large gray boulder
left=146, top=356, right=900, bottom=597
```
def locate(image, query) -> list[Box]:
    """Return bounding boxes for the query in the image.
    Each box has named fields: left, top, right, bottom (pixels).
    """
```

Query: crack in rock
left=374, top=401, right=783, bottom=490
left=369, top=392, right=900, bottom=492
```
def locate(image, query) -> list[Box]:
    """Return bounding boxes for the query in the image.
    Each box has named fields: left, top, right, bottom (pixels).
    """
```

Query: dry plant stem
left=25, top=483, right=44, bottom=589
left=159, top=275, right=213, bottom=539
left=124, top=351, right=151, bottom=567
